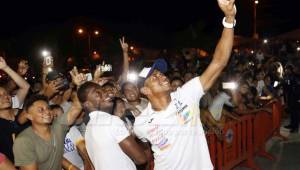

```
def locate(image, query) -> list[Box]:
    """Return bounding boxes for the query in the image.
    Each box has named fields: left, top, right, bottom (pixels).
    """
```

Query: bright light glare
left=78, top=28, right=84, bottom=34
left=222, top=82, right=238, bottom=90
left=94, top=30, right=99, bottom=35
left=273, top=81, right=279, bottom=87
left=263, top=39, right=268, bottom=44
left=127, top=72, right=138, bottom=82
left=297, top=47, right=300, bottom=51
left=130, top=46, right=134, bottom=50
left=41, top=50, right=50, bottom=57
left=255, top=0, right=259, bottom=4
left=48, top=67, right=53, bottom=72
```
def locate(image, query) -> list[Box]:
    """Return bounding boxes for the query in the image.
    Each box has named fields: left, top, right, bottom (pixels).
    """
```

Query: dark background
left=0, top=0, right=299, bottom=71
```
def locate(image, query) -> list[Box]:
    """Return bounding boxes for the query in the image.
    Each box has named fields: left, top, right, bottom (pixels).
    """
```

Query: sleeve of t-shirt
left=13, top=136, right=36, bottom=166
left=111, top=116, right=130, bottom=143
left=133, top=118, right=148, bottom=143
left=68, top=126, right=84, bottom=145
left=177, top=77, right=205, bottom=102
left=53, top=110, right=69, bottom=133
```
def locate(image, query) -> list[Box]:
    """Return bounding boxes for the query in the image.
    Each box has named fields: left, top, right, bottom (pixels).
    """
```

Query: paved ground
left=234, top=121, right=300, bottom=170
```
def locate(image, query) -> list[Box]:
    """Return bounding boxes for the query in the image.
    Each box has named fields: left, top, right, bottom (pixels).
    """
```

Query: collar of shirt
left=89, top=110, right=109, bottom=119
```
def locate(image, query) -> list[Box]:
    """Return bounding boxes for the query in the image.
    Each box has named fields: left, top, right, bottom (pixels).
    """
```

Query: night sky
left=0, top=0, right=300, bottom=53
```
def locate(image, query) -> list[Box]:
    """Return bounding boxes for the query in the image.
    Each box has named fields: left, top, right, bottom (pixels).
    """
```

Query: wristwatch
left=222, top=17, right=236, bottom=29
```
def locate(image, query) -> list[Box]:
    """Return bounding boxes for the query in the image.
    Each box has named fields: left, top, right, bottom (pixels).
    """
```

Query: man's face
left=102, top=84, right=118, bottom=98
left=51, top=108, right=64, bottom=119
left=27, top=100, right=52, bottom=125
left=145, top=70, right=171, bottom=94
left=239, top=84, right=249, bottom=95
left=49, top=77, right=62, bottom=86
left=123, top=83, right=140, bottom=102
left=0, top=87, right=12, bottom=109
left=86, top=86, right=114, bottom=112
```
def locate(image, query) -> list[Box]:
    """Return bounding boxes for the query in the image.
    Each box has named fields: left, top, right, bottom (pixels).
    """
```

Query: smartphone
left=222, top=82, right=237, bottom=90
left=101, top=64, right=112, bottom=72
left=44, top=56, right=53, bottom=66
left=86, top=73, right=93, bottom=81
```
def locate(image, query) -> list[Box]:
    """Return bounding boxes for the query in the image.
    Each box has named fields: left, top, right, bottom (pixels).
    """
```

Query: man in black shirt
left=0, top=57, right=30, bottom=162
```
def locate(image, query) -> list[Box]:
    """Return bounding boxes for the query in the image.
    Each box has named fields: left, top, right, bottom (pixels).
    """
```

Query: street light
left=253, top=0, right=259, bottom=39
left=76, top=27, right=100, bottom=57
left=78, top=28, right=84, bottom=34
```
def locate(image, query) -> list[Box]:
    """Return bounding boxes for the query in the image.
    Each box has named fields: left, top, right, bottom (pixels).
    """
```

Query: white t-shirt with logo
left=64, top=126, right=84, bottom=170
left=208, top=92, right=233, bottom=121
left=134, top=77, right=213, bottom=170
left=85, top=111, right=136, bottom=170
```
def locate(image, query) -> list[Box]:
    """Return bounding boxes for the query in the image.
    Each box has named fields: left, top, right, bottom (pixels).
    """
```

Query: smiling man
left=133, top=0, right=236, bottom=169
left=77, top=82, right=147, bottom=170
left=13, top=94, right=82, bottom=170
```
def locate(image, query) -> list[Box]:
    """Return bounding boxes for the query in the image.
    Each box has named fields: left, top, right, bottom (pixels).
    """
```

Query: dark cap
left=46, top=71, right=63, bottom=81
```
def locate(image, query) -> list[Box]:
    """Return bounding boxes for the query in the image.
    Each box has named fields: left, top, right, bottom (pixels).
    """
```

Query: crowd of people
left=1, top=0, right=300, bottom=170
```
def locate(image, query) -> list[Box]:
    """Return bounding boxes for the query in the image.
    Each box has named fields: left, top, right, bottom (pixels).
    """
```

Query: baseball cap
left=139, top=58, right=168, bottom=79
left=46, top=70, right=63, bottom=81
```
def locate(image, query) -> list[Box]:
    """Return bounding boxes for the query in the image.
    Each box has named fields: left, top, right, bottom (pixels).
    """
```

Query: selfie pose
left=133, top=0, right=236, bottom=169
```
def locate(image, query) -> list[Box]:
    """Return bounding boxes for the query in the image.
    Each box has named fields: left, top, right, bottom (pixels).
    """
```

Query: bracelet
left=222, top=17, right=236, bottom=29
left=68, top=164, right=73, bottom=170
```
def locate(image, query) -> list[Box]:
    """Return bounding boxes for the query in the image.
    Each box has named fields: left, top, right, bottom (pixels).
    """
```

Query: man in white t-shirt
left=134, top=1, right=237, bottom=169
left=77, top=82, right=147, bottom=170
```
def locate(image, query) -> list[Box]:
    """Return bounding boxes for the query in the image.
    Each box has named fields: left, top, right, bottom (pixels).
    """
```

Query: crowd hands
left=0, top=36, right=150, bottom=170
left=0, top=1, right=299, bottom=169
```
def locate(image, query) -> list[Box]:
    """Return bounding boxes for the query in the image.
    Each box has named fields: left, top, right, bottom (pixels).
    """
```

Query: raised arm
left=0, top=57, right=30, bottom=104
left=119, top=37, right=129, bottom=82
left=200, top=0, right=236, bottom=92
left=66, top=68, right=87, bottom=125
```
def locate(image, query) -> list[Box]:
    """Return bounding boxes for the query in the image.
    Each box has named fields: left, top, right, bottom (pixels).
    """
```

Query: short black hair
left=121, top=81, right=134, bottom=94
left=102, top=82, right=115, bottom=89
left=50, top=104, right=63, bottom=111
left=77, top=81, right=100, bottom=103
left=24, top=95, right=49, bottom=111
